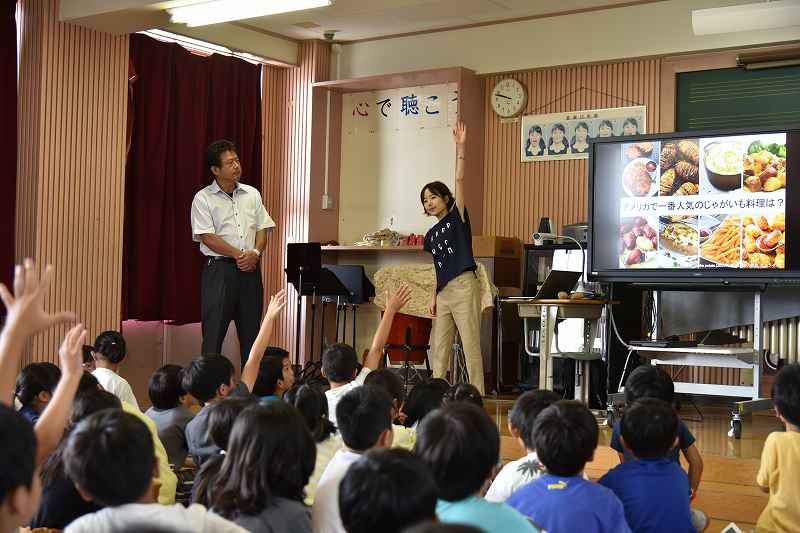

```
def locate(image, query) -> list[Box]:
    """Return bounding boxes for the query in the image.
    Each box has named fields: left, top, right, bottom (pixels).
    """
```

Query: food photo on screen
left=743, top=136, right=786, bottom=193
left=659, top=139, right=700, bottom=196
left=618, top=216, right=658, bottom=268
left=741, top=214, right=785, bottom=269
left=699, top=215, right=741, bottom=268
left=622, top=142, right=659, bottom=197
left=658, top=216, right=699, bottom=268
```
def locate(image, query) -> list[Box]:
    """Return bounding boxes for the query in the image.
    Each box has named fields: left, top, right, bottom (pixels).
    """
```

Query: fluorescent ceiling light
left=168, top=0, right=332, bottom=27
left=692, top=1, right=800, bottom=36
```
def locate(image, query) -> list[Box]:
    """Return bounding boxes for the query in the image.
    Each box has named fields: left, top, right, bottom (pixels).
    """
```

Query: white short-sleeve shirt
left=190, top=181, right=276, bottom=256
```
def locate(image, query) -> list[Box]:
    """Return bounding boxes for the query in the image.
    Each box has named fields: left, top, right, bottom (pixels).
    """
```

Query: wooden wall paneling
left=16, top=0, right=128, bottom=365
left=482, top=58, right=662, bottom=240
left=261, top=41, right=330, bottom=363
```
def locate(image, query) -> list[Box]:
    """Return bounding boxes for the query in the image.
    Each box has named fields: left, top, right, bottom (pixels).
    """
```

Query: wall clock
left=491, top=78, right=527, bottom=118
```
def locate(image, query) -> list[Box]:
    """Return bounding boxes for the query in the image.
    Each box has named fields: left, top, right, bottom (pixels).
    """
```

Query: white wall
left=340, top=0, right=800, bottom=78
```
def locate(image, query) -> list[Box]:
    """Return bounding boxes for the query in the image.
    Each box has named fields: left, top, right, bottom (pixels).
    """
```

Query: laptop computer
left=533, top=270, right=582, bottom=300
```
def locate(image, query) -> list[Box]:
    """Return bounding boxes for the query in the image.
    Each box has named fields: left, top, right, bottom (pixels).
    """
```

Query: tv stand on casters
left=609, top=288, right=772, bottom=440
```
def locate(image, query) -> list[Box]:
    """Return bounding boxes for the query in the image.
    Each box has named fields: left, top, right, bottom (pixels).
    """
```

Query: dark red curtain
left=0, top=0, right=17, bottom=293
left=124, top=33, right=262, bottom=323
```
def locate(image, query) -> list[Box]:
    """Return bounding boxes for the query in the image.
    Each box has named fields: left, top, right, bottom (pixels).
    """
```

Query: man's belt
left=207, top=256, right=236, bottom=265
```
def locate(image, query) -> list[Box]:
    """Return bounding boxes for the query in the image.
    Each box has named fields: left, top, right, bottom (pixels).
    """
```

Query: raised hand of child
left=59, top=323, right=88, bottom=379
left=0, top=259, right=76, bottom=337
left=266, top=289, right=287, bottom=322
left=452, top=120, right=467, bottom=146
left=386, top=284, right=412, bottom=314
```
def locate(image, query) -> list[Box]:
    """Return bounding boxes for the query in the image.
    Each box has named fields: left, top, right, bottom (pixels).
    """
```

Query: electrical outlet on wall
left=322, top=194, right=335, bottom=210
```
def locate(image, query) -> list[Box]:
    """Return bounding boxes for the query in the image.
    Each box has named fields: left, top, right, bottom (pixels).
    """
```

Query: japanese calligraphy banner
left=521, top=105, right=646, bottom=162
left=374, top=89, right=397, bottom=132
left=446, top=83, right=458, bottom=127
left=343, top=91, right=376, bottom=135
left=420, top=84, right=446, bottom=129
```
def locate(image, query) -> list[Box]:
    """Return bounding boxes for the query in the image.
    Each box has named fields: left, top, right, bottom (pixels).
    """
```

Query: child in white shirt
left=92, top=330, right=139, bottom=410
left=485, top=389, right=560, bottom=502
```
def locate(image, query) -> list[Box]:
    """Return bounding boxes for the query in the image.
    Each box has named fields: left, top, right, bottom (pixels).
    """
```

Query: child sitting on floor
left=323, top=286, right=411, bottom=427
left=145, top=364, right=196, bottom=467
left=600, top=398, right=697, bottom=532
left=485, top=389, right=561, bottom=502
left=756, top=363, right=800, bottom=532
left=339, top=448, right=437, bottom=533
left=62, top=409, right=246, bottom=532
left=0, top=404, right=40, bottom=533
left=415, top=403, right=538, bottom=533
left=312, top=385, right=395, bottom=533
left=15, top=362, right=61, bottom=424
left=507, top=401, right=630, bottom=533
left=92, top=330, right=140, bottom=410
left=364, top=368, right=416, bottom=450
left=252, top=347, right=294, bottom=402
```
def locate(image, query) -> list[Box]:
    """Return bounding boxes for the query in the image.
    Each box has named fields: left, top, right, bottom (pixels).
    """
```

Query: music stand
left=322, top=265, right=376, bottom=352
left=285, top=243, right=322, bottom=367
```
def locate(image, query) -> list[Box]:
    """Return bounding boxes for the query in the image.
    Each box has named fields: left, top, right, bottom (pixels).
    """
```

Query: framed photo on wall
left=521, top=105, right=646, bottom=162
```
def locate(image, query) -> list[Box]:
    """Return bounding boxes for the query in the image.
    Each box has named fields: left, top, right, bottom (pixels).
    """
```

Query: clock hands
left=495, top=93, right=512, bottom=100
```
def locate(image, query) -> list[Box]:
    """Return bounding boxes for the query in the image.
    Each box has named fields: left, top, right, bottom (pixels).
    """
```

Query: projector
left=563, top=223, right=589, bottom=244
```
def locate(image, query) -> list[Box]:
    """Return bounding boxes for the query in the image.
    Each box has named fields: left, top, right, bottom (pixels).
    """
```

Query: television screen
left=588, top=128, right=800, bottom=284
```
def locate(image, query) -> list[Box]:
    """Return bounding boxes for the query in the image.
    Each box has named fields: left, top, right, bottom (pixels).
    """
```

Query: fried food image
left=660, top=168, right=676, bottom=195
left=660, top=223, right=698, bottom=256
left=743, top=148, right=786, bottom=193
left=701, top=216, right=741, bottom=266
left=660, top=143, right=677, bottom=169
left=739, top=214, right=786, bottom=268
left=678, top=140, right=700, bottom=165
left=675, top=160, right=699, bottom=183
left=675, top=182, right=698, bottom=196
left=623, top=160, right=653, bottom=197
left=626, top=142, right=654, bottom=160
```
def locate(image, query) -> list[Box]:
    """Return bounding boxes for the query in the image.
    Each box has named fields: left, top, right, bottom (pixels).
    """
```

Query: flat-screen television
left=588, top=127, right=800, bottom=285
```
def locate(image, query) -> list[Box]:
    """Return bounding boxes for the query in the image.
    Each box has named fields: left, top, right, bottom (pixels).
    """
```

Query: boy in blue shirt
left=599, top=398, right=696, bottom=533
left=610, top=366, right=704, bottom=497
left=507, top=401, right=631, bottom=533
left=415, top=403, right=539, bottom=533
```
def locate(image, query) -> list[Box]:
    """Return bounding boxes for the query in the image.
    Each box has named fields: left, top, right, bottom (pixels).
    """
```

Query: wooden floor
left=486, top=399, right=782, bottom=533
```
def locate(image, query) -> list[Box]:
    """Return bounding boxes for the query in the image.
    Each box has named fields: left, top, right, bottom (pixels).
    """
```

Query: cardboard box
left=472, top=236, right=522, bottom=259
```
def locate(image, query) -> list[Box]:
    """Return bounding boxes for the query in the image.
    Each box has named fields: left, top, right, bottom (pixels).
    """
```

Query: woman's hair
left=598, top=119, right=614, bottom=134
left=15, top=363, right=61, bottom=407
left=420, top=181, right=455, bottom=215
left=548, top=123, right=569, bottom=148
left=623, top=117, right=639, bottom=133
left=40, top=390, right=121, bottom=486
left=284, top=383, right=336, bottom=442
left=403, top=380, right=449, bottom=428
left=212, top=402, right=316, bottom=519
left=571, top=121, right=591, bottom=146
left=94, top=330, right=127, bottom=364
left=526, top=125, right=546, bottom=153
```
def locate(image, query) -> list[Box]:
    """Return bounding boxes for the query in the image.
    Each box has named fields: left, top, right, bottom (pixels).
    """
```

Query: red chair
left=383, top=313, right=432, bottom=391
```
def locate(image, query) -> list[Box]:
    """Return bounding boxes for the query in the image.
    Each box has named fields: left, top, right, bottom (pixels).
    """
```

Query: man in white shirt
left=322, top=285, right=411, bottom=427
left=190, top=139, right=275, bottom=368
left=312, top=385, right=394, bottom=533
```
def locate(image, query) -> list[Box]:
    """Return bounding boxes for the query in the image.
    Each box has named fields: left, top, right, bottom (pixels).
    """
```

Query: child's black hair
left=415, top=402, right=499, bottom=502
left=624, top=364, right=675, bottom=405
left=15, top=362, right=61, bottom=407
left=77, top=371, right=100, bottom=394
left=94, top=330, right=127, bottom=364
left=364, top=368, right=405, bottom=404
left=322, top=343, right=359, bottom=383
left=64, top=409, right=155, bottom=506
left=336, top=385, right=393, bottom=451
left=773, top=363, right=800, bottom=427
left=40, top=390, right=122, bottom=487
left=284, top=383, right=336, bottom=442
left=252, top=352, right=289, bottom=397
left=208, top=396, right=257, bottom=451
left=620, top=398, right=678, bottom=459
left=402, top=380, right=448, bottom=428
left=508, top=389, right=561, bottom=450
left=532, top=400, right=598, bottom=477
left=181, top=355, right=234, bottom=403
left=442, top=383, right=483, bottom=408
left=0, top=404, right=37, bottom=505
left=147, top=364, right=186, bottom=410
left=82, top=345, right=95, bottom=365
left=339, top=448, right=437, bottom=533
left=526, top=125, right=546, bottom=154
left=420, top=181, right=456, bottom=214
left=212, top=402, right=316, bottom=518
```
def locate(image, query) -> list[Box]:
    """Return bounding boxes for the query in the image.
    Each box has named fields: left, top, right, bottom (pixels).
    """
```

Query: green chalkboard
left=676, top=66, right=800, bottom=132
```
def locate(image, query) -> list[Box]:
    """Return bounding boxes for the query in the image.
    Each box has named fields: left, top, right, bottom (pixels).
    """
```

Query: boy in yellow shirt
left=757, top=363, right=800, bottom=533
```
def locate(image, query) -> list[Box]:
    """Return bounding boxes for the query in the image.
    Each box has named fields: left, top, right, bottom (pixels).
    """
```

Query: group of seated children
left=4, top=260, right=800, bottom=533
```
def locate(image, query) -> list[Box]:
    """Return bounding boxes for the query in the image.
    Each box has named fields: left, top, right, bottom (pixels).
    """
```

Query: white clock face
left=491, top=78, right=527, bottom=118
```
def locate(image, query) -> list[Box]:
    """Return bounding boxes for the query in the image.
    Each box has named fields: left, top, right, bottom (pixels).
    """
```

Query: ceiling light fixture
left=168, top=0, right=332, bottom=28
left=692, top=1, right=800, bottom=36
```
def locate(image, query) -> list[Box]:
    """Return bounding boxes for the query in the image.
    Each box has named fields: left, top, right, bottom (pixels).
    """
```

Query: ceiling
left=227, top=0, right=646, bottom=42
